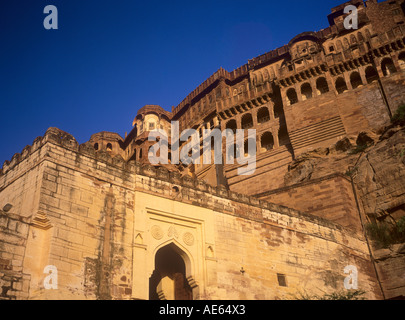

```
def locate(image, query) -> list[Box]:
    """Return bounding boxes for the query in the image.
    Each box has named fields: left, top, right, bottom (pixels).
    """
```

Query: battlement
left=172, top=66, right=250, bottom=116
left=3, top=0, right=404, bottom=301
left=169, top=0, right=404, bottom=126
left=0, top=127, right=356, bottom=236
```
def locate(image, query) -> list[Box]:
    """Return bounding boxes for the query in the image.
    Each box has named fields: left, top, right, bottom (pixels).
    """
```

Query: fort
left=148, top=124, right=257, bottom=168
left=1, top=0, right=405, bottom=300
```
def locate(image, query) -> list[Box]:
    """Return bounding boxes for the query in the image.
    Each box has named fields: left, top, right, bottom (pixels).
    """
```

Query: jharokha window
left=257, top=107, right=271, bottom=124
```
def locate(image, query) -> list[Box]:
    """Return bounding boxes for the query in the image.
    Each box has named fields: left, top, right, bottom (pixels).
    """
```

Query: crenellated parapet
left=1, top=127, right=76, bottom=176
left=167, top=1, right=405, bottom=133
left=133, top=159, right=353, bottom=234
left=0, top=126, right=355, bottom=237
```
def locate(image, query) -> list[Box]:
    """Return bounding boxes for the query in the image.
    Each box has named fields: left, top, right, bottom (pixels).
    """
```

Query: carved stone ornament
left=151, top=225, right=164, bottom=240
left=183, top=232, right=195, bottom=246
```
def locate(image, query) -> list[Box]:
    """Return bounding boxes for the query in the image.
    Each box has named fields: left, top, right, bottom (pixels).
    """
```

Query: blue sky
left=0, top=0, right=346, bottom=163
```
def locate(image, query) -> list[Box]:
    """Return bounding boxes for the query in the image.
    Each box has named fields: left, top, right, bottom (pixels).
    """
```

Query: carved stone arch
left=135, top=233, right=144, bottom=245
left=257, top=106, right=271, bottom=124
left=269, top=66, right=276, bottom=78
left=260, top=131, right=274, bottom=152
left=365, top=66, right=379, bottom=83
left=350, top=34, right=357, bottom=45
left=343, top=38, right=350, bottom=49
left=206, top=246, right=214, bottom=258
left=381, top=57, right=397, bottom=76
left=263, top=69, right=270, bottom=82
left=252, top=73, right=258, bottom=86
left=365, top=29, right=372, bottom=40
left=316, top=77, right=329, bottom=94
left=301, top=82, right=313, bottom=100
left=350, top=71, right=363, bottom=89
left=335, top=77, right=348, bottom=94
left=286, top=88, right=298, bottom=105
left=337, top=40, right=343, bottom=51
left=357, top=31, right=364, bottom=43
left=241, top=113, right=254, bottom=129
left=152, top=240, right=194, bottom=279
left=225, top=119, right=238, bottom=134
left=149, top=240, right=199, bottom=300
left=257, top=71, right=264, bottom=84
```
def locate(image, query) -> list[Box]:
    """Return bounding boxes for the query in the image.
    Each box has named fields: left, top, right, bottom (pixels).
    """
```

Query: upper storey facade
left=86, top=0, right=405, bottom=192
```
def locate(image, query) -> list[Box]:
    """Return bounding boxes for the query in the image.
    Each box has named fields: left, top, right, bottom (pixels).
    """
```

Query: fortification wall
left=0, top=128, right=383, bottom=300
left=0, top=210, right=31, bottom=300
left=256, top=174, right=362, bottom=233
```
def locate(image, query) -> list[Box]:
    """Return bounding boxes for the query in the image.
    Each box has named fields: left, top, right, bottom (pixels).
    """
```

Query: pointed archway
left=149, top=243, right=193, bottom=300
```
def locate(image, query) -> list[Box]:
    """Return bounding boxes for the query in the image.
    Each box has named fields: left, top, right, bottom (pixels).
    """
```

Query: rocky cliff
left=283, top=122, right=405, bottom=299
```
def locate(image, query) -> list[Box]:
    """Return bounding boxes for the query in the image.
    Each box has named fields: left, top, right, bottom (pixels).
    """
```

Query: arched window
left=336, top=77, right=348, bottom=94
left=244, top=138, right=257, bottom=157
left=269, top=67, right=275, bottom=78
left=316, top=77, right=329, bottom=95
left=301, top=83, right=313, bottom=100
left=399, top=52, right=405, bottom=70
left=286, top=88, right=298, bottom=105
left=350, top=35, right=357, bottom=45
left=139, top=148, right=143, bottom=159
left=106, top=143, right=113, bottom=151
left=350, top=72, right=363, bottom=89
left=257, top=72, right=264, bottom=85
left=365, top=66, right=379, bottom=84
left=263, top=69, right=270, bottom=82
left=257, top=107, right=271, bottom=124
left=241, top=114, right=253, bottom=129
left=94, top=143, right=99, bottom=151
left=381, top=58, right=397, bottom=76
left=261, top=132, right=274, bottom=152
left=357, top=32, right=365, bottom=43
left=343, top=38, right=350, bottom=49
left=225, top=119, right=237, bottom=134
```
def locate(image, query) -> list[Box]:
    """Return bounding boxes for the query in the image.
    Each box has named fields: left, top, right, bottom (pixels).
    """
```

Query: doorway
left=149, top=244, right=193, bottom=300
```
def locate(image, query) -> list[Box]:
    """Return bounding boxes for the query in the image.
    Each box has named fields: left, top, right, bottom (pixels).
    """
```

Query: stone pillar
left=269, top=103, right=275, bottom=121
left=296, top=84, right=303, bottom=102
left=251, top=109, right=258, bottom=128
left=343, top=72, right=353, bottom=90
left=22, top=211, right=53, bottom=298
left=325, top=71, right=335, bottom=93
left=273, top=128, right=280, bottom=149
left=309, top=78, right=317, bottom=97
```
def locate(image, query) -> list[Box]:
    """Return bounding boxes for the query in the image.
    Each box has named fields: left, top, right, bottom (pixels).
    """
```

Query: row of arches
left=224, top=104, right=284, bottom=133
left=94, top=142, right=113, bottom=152
left=335, top=57, right=401, bottom=94
left=227, top=128, right=290, bottom=159
left=130, top=147, right=143, bottom=161
left=286, top=54, right=405, bottom=104
left=330, top=29, right=372, bottom=53
left=253, top=66, right=277, bottom=86
left=286, top=77, right=330, bottom=105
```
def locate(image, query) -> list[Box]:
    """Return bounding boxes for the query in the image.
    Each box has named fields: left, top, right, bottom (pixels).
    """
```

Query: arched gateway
left=149, top=243, right=194, bottom=300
